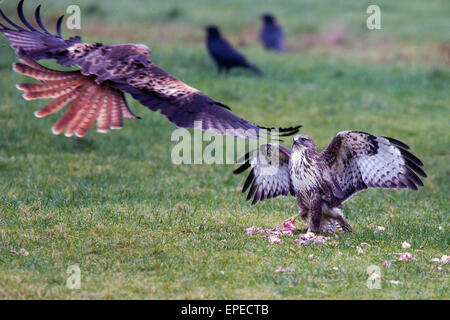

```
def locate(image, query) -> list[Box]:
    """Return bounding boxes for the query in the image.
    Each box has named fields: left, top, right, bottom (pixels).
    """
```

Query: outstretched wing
left=13, top=50, right=139, bottom=137
left=0, top=1, right=82, bottom=66
left=319, top=131, right=427, bottom=202
left=1, top=2, right=300, bottom=139
left=208, top=38, right=249, bottom=67
left=233, top=144, right=294, bottom=205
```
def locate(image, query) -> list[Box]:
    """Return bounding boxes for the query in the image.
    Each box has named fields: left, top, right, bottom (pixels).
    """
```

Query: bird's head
left=204, top=25, right=221, bottom=38
left=292, top=135, right=316, bottom=151
left=261, top=13, right=276, bottom=24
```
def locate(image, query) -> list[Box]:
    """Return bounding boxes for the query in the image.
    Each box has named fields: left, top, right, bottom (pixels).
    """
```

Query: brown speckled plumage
left=1, top=1, right=301, bottom=139
left=234, top=132, right=426, bottom=233
left=14, top=50, right=138, bottom=137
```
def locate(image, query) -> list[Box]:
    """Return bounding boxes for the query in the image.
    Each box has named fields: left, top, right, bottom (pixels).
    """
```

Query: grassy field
left=0, top=0, right=448, bottom=299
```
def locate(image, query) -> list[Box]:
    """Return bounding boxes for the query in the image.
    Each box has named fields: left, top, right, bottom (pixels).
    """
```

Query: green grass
left=0, top=0, right=449, bottom=299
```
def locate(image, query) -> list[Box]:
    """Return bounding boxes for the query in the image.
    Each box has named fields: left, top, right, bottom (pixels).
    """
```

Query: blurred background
left=1, top=0, right=449, bottom=68
left=1, top=0, right=448, bottom=139
left=0, top=0, right=448, bottom=299
left=1, top=0, right=447, bottom=158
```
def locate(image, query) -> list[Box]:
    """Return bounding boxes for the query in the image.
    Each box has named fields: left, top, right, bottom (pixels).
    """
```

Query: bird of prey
left=0, top=1, right=299, bottom=139
left=259, top=13, right=284, bottom=52
left=233, top=131, right=426, bottom=233
left=204, top=25, right=261, bottom=74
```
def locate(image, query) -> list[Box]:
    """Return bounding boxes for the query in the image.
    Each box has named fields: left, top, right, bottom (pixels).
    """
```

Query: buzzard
left=233, top=131, right=426, bottom=233
left=205, top=25, right=261, bottom=74
left=0, top=1, right=299, bottom=139
left=259, top=14, right=285, bottom=52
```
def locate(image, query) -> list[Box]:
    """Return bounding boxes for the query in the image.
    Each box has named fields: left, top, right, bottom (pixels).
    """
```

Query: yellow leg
left=284, top=214, right=300, bottom=224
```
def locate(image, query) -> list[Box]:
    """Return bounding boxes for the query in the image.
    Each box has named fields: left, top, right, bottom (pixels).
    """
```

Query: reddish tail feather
left=14, top=51, right=140, bottom=137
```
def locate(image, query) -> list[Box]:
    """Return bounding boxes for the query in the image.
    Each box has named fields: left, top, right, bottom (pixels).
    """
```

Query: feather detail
left=3, top=2, right=301, bottom=140
left=319, top=131, right=426, bottom=201
left=119, top=92, right=140, bottom=119
left=74, top=87, right=106, bottom=137
left=52, top=85, right=91, bottom=135
left=34, top=89, right=79, bottom=118
left=109, top=90, right=123, bottom=129
left=17, top=78, right=79, bottom=93
left=96, top=89, right=112, bottom=133
left=13, top=50, right=136, bottom=136
left=13, top=62, right=78, bottom=81
left=234, top=144, right=293, bottom=205
left=22, top=81, right=81, bottom=100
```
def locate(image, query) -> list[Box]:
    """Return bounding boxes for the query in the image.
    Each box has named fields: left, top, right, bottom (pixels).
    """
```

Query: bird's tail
left=0, top=0, right=82, bottom=66
left=13, top=49, right=139, bottom=137
left=338, top=217, right=353, bottom=232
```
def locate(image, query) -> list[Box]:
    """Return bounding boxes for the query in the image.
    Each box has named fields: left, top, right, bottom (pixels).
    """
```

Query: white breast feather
left=290, top=150, right=319, bottom=194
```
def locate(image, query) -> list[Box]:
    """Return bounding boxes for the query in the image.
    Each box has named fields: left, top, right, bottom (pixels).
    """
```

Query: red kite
left=1, top=1, right=300, bottom=139
left=233, top=131, right=426, bottom=233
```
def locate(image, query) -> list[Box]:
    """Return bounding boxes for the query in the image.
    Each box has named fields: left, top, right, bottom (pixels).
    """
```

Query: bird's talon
left=284, top=217, right=295, bottom=224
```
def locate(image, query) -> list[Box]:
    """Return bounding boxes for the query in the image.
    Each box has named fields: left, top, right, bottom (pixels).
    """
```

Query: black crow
left=205, top=25, right=261, bottom=74
left=259, top=14, right=284, bottom=52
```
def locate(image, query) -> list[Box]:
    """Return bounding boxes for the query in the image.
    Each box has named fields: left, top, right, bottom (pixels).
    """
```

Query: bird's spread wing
left=233, top=144, right=294, bottom=205
left=13, top=50, right=139, bottom=137
left=1, top=2, right=301, bottom=139
left=0, top=1, right=82, bottom=66
left=70, top=45, right=277, bottom=139
left=319, top=131, right=426, bottom=202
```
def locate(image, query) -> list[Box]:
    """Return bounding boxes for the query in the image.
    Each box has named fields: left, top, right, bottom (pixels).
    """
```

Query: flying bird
left=233, top=131, right=426, bottom=233
left=204, top=25, right=261, bottom=74
left=259, top=13, right=284, bottom=52
left=0, top=1, right=299, bottom=139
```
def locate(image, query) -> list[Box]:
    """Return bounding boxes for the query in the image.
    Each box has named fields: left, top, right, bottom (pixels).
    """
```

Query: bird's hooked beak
left=293, top=135, right=306, bottom=147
